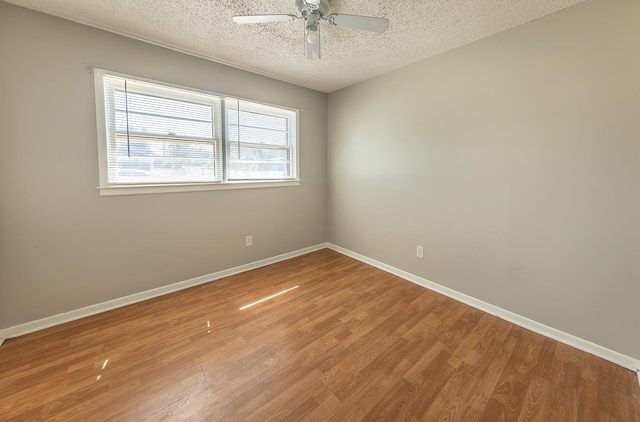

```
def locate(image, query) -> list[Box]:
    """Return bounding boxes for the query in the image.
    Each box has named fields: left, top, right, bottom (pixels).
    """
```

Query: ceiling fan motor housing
left=295, top=0, right=330, bottom=18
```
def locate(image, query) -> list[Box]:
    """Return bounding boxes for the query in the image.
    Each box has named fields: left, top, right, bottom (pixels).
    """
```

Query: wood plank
left=0, top=249, right=638, bottom=421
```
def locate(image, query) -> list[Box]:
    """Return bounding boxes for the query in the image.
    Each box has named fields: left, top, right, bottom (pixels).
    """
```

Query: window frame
left=94, top=69, right=300, bottom=196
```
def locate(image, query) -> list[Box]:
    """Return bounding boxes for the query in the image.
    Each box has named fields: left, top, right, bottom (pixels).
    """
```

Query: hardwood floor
left=1, top=249, right=638, bottom=421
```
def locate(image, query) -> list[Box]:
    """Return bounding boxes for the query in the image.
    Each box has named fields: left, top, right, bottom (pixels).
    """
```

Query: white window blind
left=101, top=74, right=222, bottom=184
left=225, top=98, right=297, bottom=181
left=95, top=69, right=299, bottom=195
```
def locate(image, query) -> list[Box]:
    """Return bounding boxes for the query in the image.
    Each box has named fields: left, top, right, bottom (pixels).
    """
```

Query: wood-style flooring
left=1, top=249, right=639, bottom=421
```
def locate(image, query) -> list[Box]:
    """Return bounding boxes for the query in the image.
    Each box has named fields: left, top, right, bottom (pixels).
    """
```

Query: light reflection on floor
left=239, top=285, right=300, bottom=311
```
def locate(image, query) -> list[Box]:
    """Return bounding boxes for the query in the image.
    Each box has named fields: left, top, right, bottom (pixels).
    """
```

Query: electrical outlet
left=416, top=246, right=424, bottom=259
left=245, top=235, right=253, bottom=247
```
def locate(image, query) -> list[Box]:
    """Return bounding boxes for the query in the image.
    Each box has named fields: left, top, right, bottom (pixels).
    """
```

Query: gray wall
left=2, top=0, right=638, bottom=362
left=0, top=3, right=327, bottom=329
left=328, top=0, right=640, bottom=359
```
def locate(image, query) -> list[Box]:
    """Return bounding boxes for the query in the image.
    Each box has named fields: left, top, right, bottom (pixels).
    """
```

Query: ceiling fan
left=233, top=0, right=389, bottom=60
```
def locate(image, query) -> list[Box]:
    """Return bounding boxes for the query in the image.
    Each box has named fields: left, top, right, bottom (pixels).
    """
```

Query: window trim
left=94, top=68, right=300, bottom=196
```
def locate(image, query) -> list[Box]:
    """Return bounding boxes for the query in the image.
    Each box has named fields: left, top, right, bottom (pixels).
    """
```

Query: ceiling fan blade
left=233, top=14, right=298, bottom=24
left=306, top=25, right=321, bottom=60
left=326, top=14, right=389, bottom=33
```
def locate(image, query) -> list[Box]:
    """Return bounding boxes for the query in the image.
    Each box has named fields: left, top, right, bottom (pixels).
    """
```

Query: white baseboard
left=3, top=242, right=639, bottom=376
left=0, top=243, right=328, bottom=343
left=328, top=243, right=640, bottom=373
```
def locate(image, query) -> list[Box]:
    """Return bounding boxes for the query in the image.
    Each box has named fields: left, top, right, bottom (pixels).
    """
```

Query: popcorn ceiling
left=6, top=0, right=585, bottom=92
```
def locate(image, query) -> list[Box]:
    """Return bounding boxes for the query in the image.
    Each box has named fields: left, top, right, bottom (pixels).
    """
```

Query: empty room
left=1, top=0, right=639, bottom=420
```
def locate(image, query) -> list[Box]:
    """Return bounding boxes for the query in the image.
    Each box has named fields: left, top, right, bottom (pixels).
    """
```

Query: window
left=94, top=69, right=299, bottom=196
left=225, top=98, right=297, bottom=181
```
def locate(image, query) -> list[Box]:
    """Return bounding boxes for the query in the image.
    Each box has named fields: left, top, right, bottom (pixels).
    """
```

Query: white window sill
left=97, top=180, right=300, bottom=197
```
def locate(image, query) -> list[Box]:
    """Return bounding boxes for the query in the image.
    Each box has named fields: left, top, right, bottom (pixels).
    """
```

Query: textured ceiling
left=5, top=0, right=585, bottom=92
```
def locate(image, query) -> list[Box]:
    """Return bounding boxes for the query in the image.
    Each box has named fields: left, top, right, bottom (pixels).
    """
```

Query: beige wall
left=0, top=3, right=327, bottom=329
left=328, top=0, right=640, bottom=359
